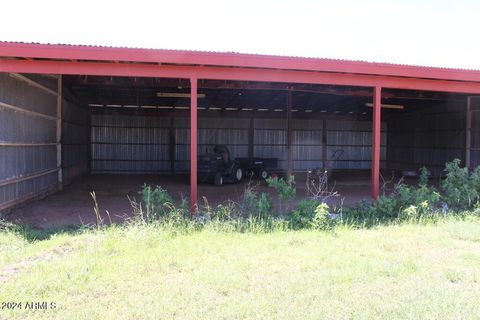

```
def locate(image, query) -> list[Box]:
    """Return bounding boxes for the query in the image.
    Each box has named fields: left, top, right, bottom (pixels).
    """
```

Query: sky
left=1, top=0, right=479, bottom=69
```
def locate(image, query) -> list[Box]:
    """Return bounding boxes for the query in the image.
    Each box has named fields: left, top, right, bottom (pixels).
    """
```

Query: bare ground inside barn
left=4, top=170, right=423, bottom=229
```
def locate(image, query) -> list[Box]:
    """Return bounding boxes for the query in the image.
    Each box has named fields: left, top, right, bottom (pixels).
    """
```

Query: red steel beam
left=286, top=90, right=293, bottom=178
left=466, top=97, right=472, bottom=169
left=371, top=86, right=382, bottom=199
left=2, top=42, right=480, bottom=83
left=3, top=59, right=480, bottom=95
left=190, top=78, right=198, bottom=213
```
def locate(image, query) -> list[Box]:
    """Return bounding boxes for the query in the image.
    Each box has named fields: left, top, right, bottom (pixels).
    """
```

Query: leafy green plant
left=266, top=175, right=296, bottom=213
left=442, top=159, right=480, bottom=209
left=257, top=192, right=273, bottom=220
left=399, top=202, right=426, bottom=221
left=211, top=201, right=238, bottom=221
left=419, top=166, right=429, bottom=187
left=341, top=199, right=375, bottom=222
left=311, top=203, right=332, bottom=230
left=140, top=184, right=174, bottom=222
left=290, top=198, right=319, bottom=229
left=342, top=178, right=440, bottom=223
left=240, top=183, right=273, bottom=220
left=369, top=194, right=398, bottom=219
left=290, top=200, right=332, bottom=230
left=266, top=176, right=296, bottom=202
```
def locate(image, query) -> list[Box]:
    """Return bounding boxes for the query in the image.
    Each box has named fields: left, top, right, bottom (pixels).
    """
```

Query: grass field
left=1, top=217, right=480, bottom=319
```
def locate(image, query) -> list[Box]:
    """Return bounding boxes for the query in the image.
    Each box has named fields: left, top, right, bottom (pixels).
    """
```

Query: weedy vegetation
left=1, top=159, right=480, bottom=319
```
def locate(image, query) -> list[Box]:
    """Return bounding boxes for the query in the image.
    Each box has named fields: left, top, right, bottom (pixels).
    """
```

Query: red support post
left=287, top=89, right=293, bottom=178
left=371, top=86, right=382, bottom=199
left=190, top=78, right=198, bottom=212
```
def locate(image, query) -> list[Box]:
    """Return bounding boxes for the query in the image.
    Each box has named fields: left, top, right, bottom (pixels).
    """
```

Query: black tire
left=260, top=170, right=268, bottom=180
left=214, top=172, right=223, bottom=186
left=232, top=166, right=243, bottom=183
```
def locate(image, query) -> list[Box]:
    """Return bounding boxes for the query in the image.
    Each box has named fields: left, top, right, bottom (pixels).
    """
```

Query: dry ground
left=6, top=170, right=412, bottom=229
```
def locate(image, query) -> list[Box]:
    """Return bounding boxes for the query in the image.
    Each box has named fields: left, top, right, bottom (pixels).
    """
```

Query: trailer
left=236, top=157, right=278, bottom=180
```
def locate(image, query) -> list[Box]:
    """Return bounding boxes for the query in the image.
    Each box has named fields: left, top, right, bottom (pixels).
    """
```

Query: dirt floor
left=6, top=171, right=410, bottom=229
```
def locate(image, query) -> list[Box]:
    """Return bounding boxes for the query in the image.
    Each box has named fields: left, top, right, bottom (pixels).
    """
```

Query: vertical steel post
left=248, top=117, right=254, bottom=160
left=86, top=105, right=92, bottom=174
left=322, top=119, right=327, bottom=171
left=287, top=89, right=293, bottom=178
left=56, top=75, right=63, bottom=190
left=466, top=97, right=472, bottom=169
left=190, top=78, right=198, bottom=212
left=371, top=86, right=382, bottom=198
left=169, top=116, right=176, bottom=174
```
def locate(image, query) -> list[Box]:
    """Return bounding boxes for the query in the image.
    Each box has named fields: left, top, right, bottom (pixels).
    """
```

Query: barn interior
left=0, top=72, right=472, bottom=227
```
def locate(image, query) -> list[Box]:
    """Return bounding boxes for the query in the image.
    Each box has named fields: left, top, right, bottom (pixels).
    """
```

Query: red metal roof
left=2, top=41, right=480, bottom=83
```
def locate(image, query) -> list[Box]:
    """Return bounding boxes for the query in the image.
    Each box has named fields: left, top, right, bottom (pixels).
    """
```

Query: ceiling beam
left=3, top=59, right=480, bottom=95
left=65, top=77, right=463, bottom=101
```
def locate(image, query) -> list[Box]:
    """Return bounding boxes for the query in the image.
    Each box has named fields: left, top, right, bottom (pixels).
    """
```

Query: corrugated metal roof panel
left=2, top=41, right=480, bottom=82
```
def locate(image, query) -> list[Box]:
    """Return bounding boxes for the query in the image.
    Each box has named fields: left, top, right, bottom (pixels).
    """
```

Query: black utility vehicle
left=198, top=145, right=243, bottom=186
left=198, top=145, right=278, bottom=186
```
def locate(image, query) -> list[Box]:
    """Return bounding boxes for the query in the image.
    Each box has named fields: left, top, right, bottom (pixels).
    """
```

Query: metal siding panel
left=0, top=108, right=56, bottom=143
left=254, top=118, right=286, bottom=130
left=292, top=130, right=322, bottom=145
left=199, top=117, right=250, bottom=129
left=0, top=73, right=57, bottom=117
left=91, top=114, right=170, bottom=173
left=254, top=129, right=286, bottom=145
left=292, top=119, right=323, bottom=130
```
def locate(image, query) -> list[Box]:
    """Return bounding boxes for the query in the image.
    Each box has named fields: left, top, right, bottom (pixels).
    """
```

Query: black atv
left=198, top=145, right=243, bottom=186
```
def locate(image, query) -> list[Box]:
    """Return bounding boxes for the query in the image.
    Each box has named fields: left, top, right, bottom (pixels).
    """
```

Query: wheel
left=233, top=166, right=243, bottom=183
left=260, top=170, right=268, bottom=180
left=214, top=172, right=223, bottom=186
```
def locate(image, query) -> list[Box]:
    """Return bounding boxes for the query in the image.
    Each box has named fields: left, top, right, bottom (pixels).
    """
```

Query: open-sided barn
left=1, top=42, right=480, bottom=221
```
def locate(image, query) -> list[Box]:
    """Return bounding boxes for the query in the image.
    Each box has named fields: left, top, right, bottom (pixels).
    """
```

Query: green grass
left=1, top=217, right=480, bottom=319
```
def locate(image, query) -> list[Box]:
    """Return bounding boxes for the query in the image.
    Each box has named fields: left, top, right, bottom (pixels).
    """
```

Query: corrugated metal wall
left=387, top=102, right=466, bottom=176
left=254, top=118, right=288, bottom=169
left=469, top=97, right=480, bottom=166
left=0, top=73, right=87, bottom=211
left=91, top=114, right=171, bottom=173
left=62, top=93, right=89, bottom=184
left=326, top=120, right=387, bottom=170
left=0, top=73, right=58, bottom=211
left=91, top=115, right=250, bottom=173
left=91, top=113, right=385, bottom=174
